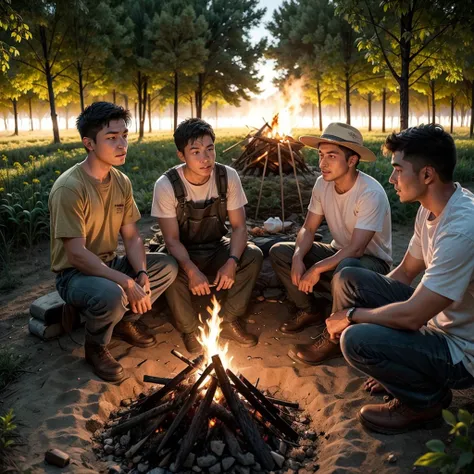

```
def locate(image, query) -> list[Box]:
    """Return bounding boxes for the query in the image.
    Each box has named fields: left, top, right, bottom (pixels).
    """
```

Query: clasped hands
left=123, top=272, right=152, bottom=314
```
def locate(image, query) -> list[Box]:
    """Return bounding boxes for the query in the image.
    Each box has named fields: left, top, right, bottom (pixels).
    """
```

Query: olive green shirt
left=49, top=163, right=141, bottom=272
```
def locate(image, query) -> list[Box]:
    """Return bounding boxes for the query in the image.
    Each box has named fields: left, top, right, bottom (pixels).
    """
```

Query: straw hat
left=299, top=122, right=376, bottom=162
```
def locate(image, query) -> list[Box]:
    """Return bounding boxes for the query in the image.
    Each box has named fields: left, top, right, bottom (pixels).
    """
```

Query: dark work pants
left=164, top=238, right=263, bottom=334
left=56, top=253, right=178, bottom=345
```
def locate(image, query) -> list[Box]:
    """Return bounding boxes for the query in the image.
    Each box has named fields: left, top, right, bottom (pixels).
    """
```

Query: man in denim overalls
left=152, top=118, right=263, bottom=353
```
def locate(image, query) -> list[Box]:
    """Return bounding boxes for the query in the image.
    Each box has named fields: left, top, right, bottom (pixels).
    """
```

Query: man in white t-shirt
left=152, top=118, right=263, bottom=353
left=270, top=122, right=392, bottom=365
left=327, top=124, right=474, bottom=434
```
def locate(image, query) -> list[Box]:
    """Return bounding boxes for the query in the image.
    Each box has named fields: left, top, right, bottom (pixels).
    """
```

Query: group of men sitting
left=49, top=101, right=474, bottom=435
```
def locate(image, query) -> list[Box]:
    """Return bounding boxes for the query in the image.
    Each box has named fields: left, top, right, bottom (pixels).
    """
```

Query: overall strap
left=214, top=163, right=228, bottom=222
left=164, top=167, right=187, bottom=207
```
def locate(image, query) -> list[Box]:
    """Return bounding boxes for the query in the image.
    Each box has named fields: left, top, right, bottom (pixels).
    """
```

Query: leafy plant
left=415, top=408, right=474, bottom=473
left=0, top=410, right=17, bottom=450
left=0, top=409, right=21, bottom=474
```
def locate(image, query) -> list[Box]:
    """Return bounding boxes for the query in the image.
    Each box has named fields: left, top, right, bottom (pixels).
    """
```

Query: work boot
left=113, top=321, right=156, bottom=348
left=220, top=320, right=258, bottom=348
left=279, top=310, right=326, bottom=334
left=84, top=342, right=124, bottom=382
left=287, top=331, right=342, bottom=365
left=182, top=331, right=203, bottom=354
left=358, top=391, right=452, bottom=435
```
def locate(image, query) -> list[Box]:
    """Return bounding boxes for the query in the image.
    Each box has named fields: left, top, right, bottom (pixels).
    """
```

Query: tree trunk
left=28, top=97, right=33, bottom=131
left=470, top=81, right=474, bottom=139
left=311, top=103, right=315, bottom=128
left=12, top=99, right=18, bottom=136
left=427, top=96, right=430, bottom=123
left=140, top=79, right=147, bottom=139
left=78, top=61, right=85, bottom=112
left=134, top=102, right=138, bottom=134
left=195, top=73, right=204, bottom=118
left=174, top=71, right=179, bottom=131
left=450, top=95, right=455, bottom=134
left=431, top=80, right=436, bottom=124
left=40, top=26, right=60, bottom=143
left=368, top=92, right=372, bottom=132
left=215, top=101, right=218, bottom=128
left=124, top=94, right=129, bottom=111
left=317, top=81, right=323, bottom=131
left=190, top=96, right=194, bottom=118
left=338, top=98, right=342, bottom=120
left=399, top=12, right=412, bottom=131
left=65, top=107, right=69, bottom=130
left=113, top=89, right=117, bottom=104
left=382, top=88, right=387, bottom=133
left=345, top=74, right=351, bottom=125
left=3, top=115, right=7, bottom=132
left=148, top=93, right=152, bottom=133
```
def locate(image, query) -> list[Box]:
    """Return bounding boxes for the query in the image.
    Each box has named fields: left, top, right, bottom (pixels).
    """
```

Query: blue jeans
left=334, top=267, right=474, bottom=408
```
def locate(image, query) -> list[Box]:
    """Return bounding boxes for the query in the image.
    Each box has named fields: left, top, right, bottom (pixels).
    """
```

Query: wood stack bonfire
left=226, top=113, right=313, bottom=177
left=94, top=297, right=319, bottom=474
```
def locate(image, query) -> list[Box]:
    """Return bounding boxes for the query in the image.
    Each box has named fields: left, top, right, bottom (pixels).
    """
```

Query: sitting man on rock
left=269, top=122, right=392, bottom=365
left=152, top=118, right=263, bottom=353
left=49, top=102, right=178, bottom=382
left=327, top=124, right=474, bottom=434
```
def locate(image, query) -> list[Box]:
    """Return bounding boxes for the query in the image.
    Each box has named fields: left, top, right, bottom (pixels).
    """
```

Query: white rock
left=192, top=467, right=202, bottom=473
left=209, top=464, right=222, bottom=474
left=120, top=434, right=131, bottom=447
left=104, top=438, right=114, bottom=446
left=211, top=440, right=226, bottom=457
left=271, top=451, right=285, bottom=468
left=387, top=453, right=397, bottom=463
left=137, top=463, right=148, bottom=473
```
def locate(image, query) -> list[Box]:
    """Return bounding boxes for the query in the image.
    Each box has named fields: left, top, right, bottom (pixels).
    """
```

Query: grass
left=0, top=128, right=473, bottom=271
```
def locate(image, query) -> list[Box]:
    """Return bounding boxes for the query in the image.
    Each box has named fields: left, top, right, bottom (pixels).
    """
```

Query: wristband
left=228, top=255, right=240, bottom=265
left=346, top=307, right=356, bottom=324
left=135, top=270, right=148, bottom=279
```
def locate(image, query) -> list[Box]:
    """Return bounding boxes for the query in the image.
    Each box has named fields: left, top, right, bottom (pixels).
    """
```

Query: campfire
left=94, top=296, right=318, bottom=473
left=226, top=109, right=313, bottom=177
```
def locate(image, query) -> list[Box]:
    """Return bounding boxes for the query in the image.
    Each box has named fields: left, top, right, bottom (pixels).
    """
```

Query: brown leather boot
left=220, top=320, right=258, bottom=348
left=182, top=331, right=203, bottom=354
left=358, top=391, right=452, bottom=434
left=113, top=321, right=156, bottom=348
left=84, top=342, right=124, bottom=382
left=287, top=332, right=342, bottom=365
left=279, top=310, right=326, bottom=334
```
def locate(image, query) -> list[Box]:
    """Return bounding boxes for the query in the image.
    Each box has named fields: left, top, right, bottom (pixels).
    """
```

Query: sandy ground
left=1, top=218, right=471, bottom=474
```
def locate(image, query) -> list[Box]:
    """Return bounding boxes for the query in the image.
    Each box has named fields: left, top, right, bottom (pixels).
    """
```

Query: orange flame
left=197, top=295, right=233, bottom=373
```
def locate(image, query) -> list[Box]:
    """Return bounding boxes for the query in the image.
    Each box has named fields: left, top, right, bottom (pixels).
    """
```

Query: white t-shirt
left=151, top=164, right=248, bottom=218
left=408, top=184, right=474, bottom=376
left=308, top=171, right=392, bottom=265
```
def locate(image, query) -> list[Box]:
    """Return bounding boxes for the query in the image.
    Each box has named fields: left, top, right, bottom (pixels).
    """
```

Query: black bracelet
left=228, top=255, right=240, bottom=265
left=135, top=269, right=149, bottom=279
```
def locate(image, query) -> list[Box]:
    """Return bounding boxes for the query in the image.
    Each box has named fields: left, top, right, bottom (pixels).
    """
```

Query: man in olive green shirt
left=49, top=102, right=178, bottom=382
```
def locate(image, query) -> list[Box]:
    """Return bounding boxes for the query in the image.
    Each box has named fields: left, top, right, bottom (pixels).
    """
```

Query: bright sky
left=250, top=0, right=284, bottom=99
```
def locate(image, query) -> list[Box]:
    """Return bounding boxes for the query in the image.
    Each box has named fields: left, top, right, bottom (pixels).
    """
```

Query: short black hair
left=383, top=124, right=456, bottom=183
left=174, top=118, right=215, bottom=153
left=76, top=102, right=131, bottom=142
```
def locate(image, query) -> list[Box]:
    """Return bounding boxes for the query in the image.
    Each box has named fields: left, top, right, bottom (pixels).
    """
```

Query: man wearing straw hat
left=270, top=122, right=392, bottom=365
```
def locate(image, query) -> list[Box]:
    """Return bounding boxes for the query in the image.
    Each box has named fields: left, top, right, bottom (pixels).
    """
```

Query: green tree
left=0, top=0, right=31, bottom=72
left=148, top=0, right=208, bottom=130
left=337, top=0, right=468, bottom=130
left=193, top=0, right=266, bottom=118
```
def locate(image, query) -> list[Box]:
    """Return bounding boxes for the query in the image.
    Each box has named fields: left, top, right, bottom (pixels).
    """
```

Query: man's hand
left=291, top=258, right=306, bottom=286
left=298, top=266, right=321, bottom=294
left=326, top=310, right=351, bottom=341
left=136, top=272, right=152, bottom=309
left=188, top=268, right=211, bottom=296
left=123, top=277, right=151, bottom=314
left=214, top=259, right=237, bottom=291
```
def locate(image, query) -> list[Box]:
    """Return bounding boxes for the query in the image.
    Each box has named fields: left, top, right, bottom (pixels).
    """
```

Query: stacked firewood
left=226, top=121, right=313, bottom=177
left=93, top=351, right=320, bottom=474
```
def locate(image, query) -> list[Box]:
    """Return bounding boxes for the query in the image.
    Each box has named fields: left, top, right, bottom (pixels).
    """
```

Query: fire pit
left=93, top=297, right=319, bottom=474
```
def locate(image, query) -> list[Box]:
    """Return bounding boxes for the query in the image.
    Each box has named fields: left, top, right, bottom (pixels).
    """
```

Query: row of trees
left=268, top=0, right=474, bottom=135
left=0, top=0, right=266, bottom=142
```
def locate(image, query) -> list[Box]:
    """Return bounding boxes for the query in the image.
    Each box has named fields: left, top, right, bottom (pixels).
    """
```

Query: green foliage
left=0, top=349, right=28, bottom=391
left=0, top=408, right=21, bottom=473
left=415, top=408, right=474, bottom=473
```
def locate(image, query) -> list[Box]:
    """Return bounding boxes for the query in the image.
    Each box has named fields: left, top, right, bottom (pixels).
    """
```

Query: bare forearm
left=166, top=239, right=198, bottom=275
left=311, top=246, right=362, bottom=275
left=387, top=266, right=413, bottom=286
left=123, top=236, right=147, bottom=274
left=293, top=228, right=318, bottom=261
left=68, top=249, right=131, bottom=289
left=352, top=304, right=420, bottom=331
left=229, top=226, right=247, bottom=259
